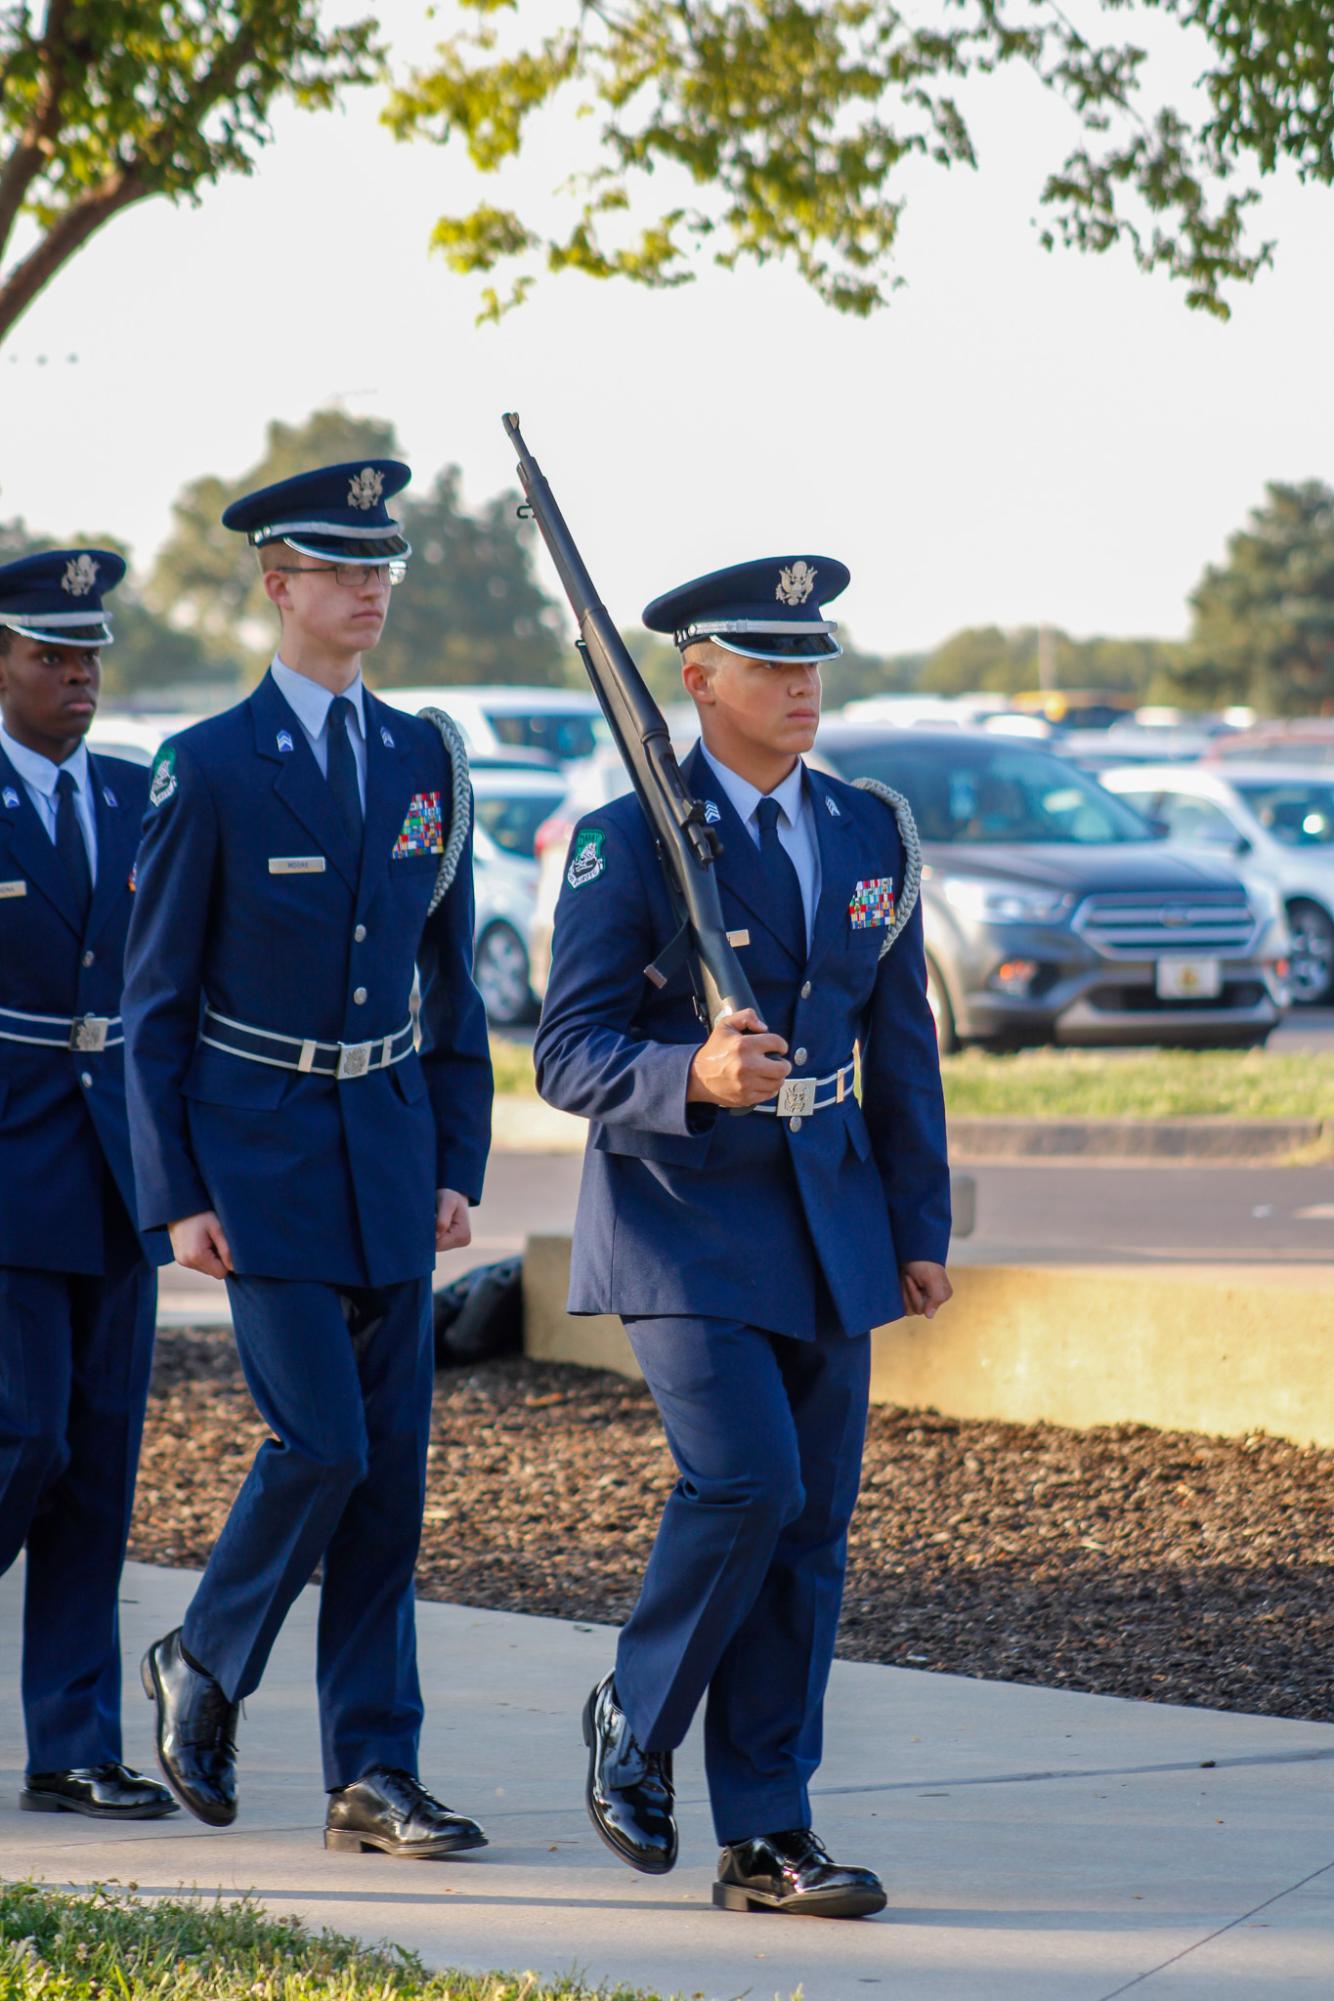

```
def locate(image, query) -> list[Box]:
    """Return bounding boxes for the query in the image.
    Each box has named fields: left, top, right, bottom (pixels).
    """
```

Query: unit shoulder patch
left=148, top=745, right=177, bottom=808
left=567, top=826, right=606, bottom=889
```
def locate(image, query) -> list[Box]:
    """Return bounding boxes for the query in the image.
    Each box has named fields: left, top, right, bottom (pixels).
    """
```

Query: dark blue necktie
left=54, top=767, right=92, bottom=926
left=326, top=696, right=362, bottom=843
left=756, top=795, right=806, bottom=958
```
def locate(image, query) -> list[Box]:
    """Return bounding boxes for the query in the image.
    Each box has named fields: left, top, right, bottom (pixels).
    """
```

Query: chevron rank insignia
left=567, top=827, right=606, bottom=889
left=849, top=876, right=895, bottom=929
left=392, top=791, right=444, bottom=858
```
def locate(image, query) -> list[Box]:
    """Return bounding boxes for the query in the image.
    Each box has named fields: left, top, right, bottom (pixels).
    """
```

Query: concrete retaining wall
left=523, top=1235, right=1334, bottom=1448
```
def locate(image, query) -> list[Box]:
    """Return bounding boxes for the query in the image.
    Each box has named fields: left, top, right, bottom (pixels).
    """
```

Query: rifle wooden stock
left=502, top=411, right=756, bottom=1026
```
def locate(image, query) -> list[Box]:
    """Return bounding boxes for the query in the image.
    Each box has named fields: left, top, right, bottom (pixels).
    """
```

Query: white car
left=1101, top=762, right=1333, bottom=1004
left=86, top=712, right=202, bottom=765
left=470, top=766, right=570, bottom=1026
left=376, top=684, right=602, bottom=766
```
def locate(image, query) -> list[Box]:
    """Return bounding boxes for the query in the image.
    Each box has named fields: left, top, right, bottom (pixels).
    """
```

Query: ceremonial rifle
left=502, top=411, right=757, bottom=1027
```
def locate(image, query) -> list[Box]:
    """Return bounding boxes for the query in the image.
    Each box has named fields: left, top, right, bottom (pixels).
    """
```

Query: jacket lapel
left=805, top=766, right=859, bottom=978
left=84, top=753, right=136, bottom=945
left=681, top=741, right=804, bottom=968
left=251, top=670, right=360, bottom=889
left=356, top=691, right=415, bottom=912
left=0, top=743, right=83, bottom=935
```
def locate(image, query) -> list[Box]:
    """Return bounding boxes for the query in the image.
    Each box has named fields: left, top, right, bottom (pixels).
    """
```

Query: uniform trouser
left=0, top=1244, right=157, bottom=1772
left=183, top=1273, right=434, bottom=1791
left=614, top=1314, right=871, bottom=1846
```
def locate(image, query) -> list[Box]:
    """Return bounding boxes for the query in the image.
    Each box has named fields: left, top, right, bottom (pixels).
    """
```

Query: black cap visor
left=1, top=616, right=112, bottom=647
left=248, top=532, right=410, bottom=564
left=681, top=625, right=841, bottom=662
left=273, top=531, right=411, bottom=563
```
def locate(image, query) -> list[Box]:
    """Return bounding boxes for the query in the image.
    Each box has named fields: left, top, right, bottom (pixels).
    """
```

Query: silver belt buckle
left=776, top=1077, right=817, bottom=1119
left=69, top=1015, right=110, bottom=1053
left=336, top=1040, right=373, bottom=1080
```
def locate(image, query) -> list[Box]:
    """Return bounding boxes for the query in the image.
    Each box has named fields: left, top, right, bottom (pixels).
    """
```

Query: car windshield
left=822, top=738, right=1155, bottom=844
left=474, top=791, right=565, bottom=858
left=488, top=711, right=599, bottom=760
left=1235, top=780, right=1334, bottom=847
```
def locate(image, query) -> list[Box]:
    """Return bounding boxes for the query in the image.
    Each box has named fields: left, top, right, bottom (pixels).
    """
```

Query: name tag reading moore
left=268, top=856, right=327, bottom=876
left=0, top=880, right=26, bottom=898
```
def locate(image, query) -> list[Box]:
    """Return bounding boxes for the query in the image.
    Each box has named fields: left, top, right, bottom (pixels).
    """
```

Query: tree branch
left=0, top=167, right=148, bottom=342
left=0, top=0, right=75, bottom=262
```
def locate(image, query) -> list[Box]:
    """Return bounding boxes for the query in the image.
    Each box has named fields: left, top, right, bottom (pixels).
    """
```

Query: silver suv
left=815, top=728, right=1289, bottom=1051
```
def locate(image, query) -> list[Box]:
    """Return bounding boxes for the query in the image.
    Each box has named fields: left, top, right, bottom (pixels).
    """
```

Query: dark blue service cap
left=0, top=548, right=126, bottom=647
left=643, top=554, right=850, bottom=662
left=221, top=459, right=412, bottom=563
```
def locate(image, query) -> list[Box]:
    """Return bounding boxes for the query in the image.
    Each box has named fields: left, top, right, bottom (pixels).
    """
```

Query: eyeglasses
left=274, top=561, right=406, bottom=588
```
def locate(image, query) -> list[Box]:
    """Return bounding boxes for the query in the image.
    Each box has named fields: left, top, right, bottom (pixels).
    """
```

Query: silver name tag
left=726, top=928, right=750, bottom=948
left=0, top=880, right=26, bottom=899
left=268, top=856, right=326, bottom=875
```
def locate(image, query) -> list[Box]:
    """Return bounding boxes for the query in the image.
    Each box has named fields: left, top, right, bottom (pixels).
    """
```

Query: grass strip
left=492, top=1037, right=1334, bottom=1122
left=938, top=1048, right=1334, bottom=1119
left=0, top=1880, right=714, bottom=2001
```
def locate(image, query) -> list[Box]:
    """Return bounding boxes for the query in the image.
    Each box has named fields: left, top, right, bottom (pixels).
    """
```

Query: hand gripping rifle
left=502, top=411, right=757, bottom=1028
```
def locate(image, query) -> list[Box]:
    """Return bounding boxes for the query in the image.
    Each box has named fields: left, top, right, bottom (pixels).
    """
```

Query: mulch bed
left=131, top=1330, right=1334, bottom=1723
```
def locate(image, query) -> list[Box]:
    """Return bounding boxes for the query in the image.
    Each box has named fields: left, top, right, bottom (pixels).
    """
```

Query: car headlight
left=940, top=875, right=1074, bottom=925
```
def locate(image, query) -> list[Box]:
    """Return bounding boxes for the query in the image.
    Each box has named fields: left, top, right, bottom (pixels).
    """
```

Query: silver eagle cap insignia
left=775, top=561, right=817, bottom=607
left=61, top=554, right=99, bottom=598
left=347, top=466, right=384, bottom=511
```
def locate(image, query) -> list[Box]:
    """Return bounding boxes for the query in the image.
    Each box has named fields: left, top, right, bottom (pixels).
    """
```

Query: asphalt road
left=1270, top=1005, right=1334, bottom=1050
left=160, top=1141, right=1334, bottom=1324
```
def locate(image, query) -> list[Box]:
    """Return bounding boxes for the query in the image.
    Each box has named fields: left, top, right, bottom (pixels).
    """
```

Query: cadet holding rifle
left=514, top=422, right=952, bottom=1920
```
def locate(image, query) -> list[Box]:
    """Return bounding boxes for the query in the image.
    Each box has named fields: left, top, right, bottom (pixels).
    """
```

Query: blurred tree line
left=10, top=414, right=1333, bottom=717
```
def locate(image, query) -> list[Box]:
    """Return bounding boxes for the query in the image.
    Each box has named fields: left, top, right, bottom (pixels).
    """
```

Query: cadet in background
left=0, top=550, right=175, bottom=1821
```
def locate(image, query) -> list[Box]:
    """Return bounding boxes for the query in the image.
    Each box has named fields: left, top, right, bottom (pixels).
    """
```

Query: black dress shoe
left=140, top=1627, right=239, bottom=1827
left=325, top=1766, right=488, bottom=1858
left=581, top=1673, right=677, bottom=1876
left=714, top=1828, right=887, bottom=1918
left=21, top=1762, right=179, bottom=1819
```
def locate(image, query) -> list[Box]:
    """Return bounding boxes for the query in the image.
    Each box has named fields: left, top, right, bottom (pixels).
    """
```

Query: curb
left=947, top=1116, right=1329, bottom=1162
left=493, top=1098, right=1331, bottom=1164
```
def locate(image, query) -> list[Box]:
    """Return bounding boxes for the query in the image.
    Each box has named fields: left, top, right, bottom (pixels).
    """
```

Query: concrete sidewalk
left=1, top=1560, right=1330, bottom=2001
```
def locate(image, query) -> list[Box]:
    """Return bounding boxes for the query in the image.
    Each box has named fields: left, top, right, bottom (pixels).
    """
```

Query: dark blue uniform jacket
left=122, top=672, right=492, bottom=1288
left=0, top=746, right=168, bottom=1273
left=534, top=744, right=951, bottom=1338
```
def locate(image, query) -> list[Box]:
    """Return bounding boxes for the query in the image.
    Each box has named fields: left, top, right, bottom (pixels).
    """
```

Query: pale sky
left=1, top=1, right=1331, bottom=658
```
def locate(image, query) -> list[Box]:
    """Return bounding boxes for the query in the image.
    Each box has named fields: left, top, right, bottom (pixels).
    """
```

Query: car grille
left=1073, top=889, right=1255, bottom=958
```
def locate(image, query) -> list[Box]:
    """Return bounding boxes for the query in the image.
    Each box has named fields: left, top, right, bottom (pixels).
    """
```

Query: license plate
left=1155, top=956, right=1222, bottom=1000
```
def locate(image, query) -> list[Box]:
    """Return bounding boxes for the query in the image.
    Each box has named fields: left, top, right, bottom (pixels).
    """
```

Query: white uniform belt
left=752, top=1055, right=856, bottom=1120
left=201, top=1007, right=415, bottom=1081
left=0, top=1004, right=122, bottom=1051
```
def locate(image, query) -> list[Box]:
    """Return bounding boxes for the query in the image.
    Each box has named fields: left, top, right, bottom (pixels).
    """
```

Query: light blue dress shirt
left=0, top=724, right=99, bottom=883
left=270, top=657, right=368, bottom=809
left=697, top=740, right=821, bottom=946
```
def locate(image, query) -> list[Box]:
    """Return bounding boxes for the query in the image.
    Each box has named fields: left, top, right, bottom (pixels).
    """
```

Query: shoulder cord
left=416, top=706, right=473, bottom=916
left=851, top=777, right=923, bottom=957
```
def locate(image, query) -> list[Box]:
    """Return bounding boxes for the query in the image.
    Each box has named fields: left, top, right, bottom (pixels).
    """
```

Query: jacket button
left=80, top=1071, right=93, bottom=1088
left=81, top=949, right=95, bottom=968
left=352, top=986, right=367, bottom=1005
left=353, top=924, right=367, bottom=943
left=794, top=1046, right=808, bottom=1066
left=800, top=980, right=812, bottom=999
left=789, top=1115, right=803, bottom=1133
